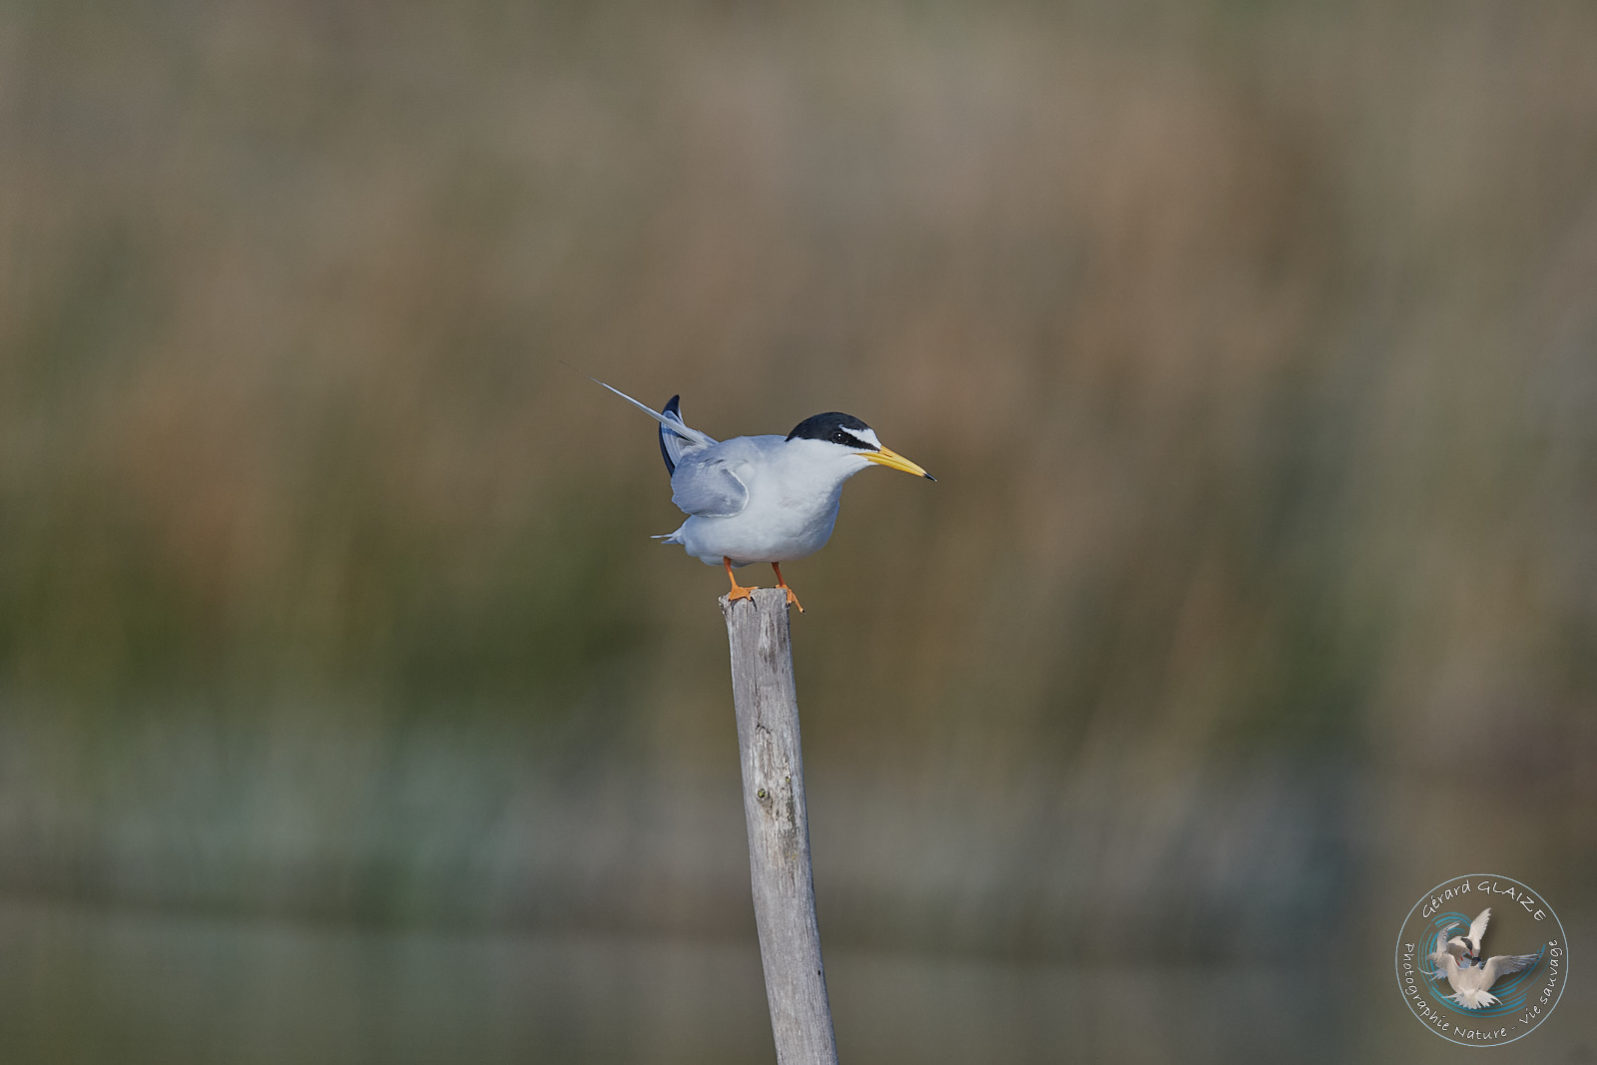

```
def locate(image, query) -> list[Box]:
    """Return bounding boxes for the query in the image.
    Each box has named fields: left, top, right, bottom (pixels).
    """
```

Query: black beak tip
left=923, top=472, right=937, bottom=482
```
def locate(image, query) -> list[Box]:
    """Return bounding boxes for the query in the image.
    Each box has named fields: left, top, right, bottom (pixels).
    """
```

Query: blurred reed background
left=4, top=1, right=1596, bottom=1061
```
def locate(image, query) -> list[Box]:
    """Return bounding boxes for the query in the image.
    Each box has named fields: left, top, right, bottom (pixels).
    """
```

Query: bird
left=1427, top=908, right=1541, bottom=1009
left=597, top=381, right=934, bottom=612
left=1445, top=907, right=1494, bottom=968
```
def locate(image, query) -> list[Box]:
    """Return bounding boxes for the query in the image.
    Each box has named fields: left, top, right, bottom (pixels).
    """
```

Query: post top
left=718, top=587, right=794, bottom=615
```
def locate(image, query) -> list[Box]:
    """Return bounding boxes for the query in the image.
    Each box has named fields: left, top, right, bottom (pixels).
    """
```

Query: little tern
left=598, top=381, right=934, bottom=612
left=1427, top=908, right=1541, bottom=1009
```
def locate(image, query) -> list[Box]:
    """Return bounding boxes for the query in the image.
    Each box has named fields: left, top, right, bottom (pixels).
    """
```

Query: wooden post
left=721, top=588, right=839, bottom=1065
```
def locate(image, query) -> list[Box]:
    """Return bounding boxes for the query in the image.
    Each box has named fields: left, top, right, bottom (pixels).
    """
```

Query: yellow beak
left=864, top=445, right=936, bottom=481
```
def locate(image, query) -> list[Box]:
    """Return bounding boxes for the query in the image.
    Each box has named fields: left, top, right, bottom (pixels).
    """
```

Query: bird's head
left=1447, top=934, right=1477, bottom=956
left=786, top=412, right=936, bottom=482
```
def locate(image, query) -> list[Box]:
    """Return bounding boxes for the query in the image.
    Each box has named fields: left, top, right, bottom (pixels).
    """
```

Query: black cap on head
left=786, top=411, right=876, bottom=449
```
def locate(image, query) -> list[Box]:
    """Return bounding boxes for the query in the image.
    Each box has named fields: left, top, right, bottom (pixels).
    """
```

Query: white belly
left=673, top=493, right=842, bottom=565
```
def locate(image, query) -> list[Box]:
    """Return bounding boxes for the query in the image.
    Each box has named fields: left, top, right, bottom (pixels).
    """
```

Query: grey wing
left=593, top=382, right=718, bottom=477
left=670, top=449, right=749, bottom=517
left=1484, top=952, right=1540, bottom=983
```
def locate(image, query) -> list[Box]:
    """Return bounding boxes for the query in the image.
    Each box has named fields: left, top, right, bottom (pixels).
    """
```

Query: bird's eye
left=832, top=430, right=848, bottom=444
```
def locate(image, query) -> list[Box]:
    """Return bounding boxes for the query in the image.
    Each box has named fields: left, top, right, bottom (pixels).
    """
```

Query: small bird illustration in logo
left=1427, top=907, right=1541, bottom=1009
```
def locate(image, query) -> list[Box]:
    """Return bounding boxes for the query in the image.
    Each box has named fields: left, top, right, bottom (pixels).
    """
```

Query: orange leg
left=723, top=557, right=756, bottom=603
left=770, top=562, right=804, bottom=613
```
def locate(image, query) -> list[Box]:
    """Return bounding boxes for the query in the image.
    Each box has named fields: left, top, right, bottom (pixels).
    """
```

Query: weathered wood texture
left=720, top=588, right=839, bottom=1065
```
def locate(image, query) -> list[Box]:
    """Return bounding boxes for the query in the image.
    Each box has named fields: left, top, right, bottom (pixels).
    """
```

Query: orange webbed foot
left=771, top=563, right=804, bottom=614
left=723, top=557, right=758, bottom=604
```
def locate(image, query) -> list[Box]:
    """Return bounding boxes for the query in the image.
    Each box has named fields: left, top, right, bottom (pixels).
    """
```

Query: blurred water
left=2, top=898, right=1348, bottom=1065
left=6, top=897, right=1590, bottom=1064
